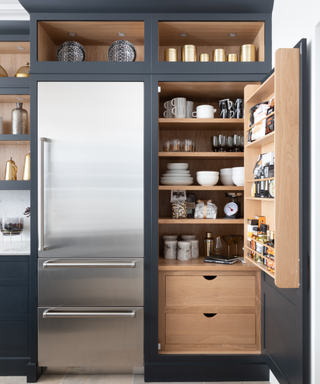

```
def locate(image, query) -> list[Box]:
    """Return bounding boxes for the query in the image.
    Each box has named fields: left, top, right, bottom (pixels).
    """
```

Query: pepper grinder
left=204, top=232, right=214, bottom=257
left=12, top=102, right=28, bottom=134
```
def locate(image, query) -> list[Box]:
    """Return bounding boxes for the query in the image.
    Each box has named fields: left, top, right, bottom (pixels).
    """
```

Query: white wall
left=272, top=2, right=320, bottom=384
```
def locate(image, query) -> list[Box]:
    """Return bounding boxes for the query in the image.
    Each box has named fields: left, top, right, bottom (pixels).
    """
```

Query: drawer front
left=166, top=313, right=255, bottom=345
left=38, top=307, right=143, bottom=367
left=38, top=258, right=143, bottom=307
left=166, top=275, right=255, bottom=307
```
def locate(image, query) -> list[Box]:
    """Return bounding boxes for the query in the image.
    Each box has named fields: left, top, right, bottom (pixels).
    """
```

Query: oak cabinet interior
left=0, top=41, right=30, bottom=77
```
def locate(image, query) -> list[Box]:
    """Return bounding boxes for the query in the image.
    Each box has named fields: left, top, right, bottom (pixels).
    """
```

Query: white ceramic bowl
left=232, top=174, right=244, bottom=186
left=220, top=168, right=233, bottom=173
left=167, top=163, right=189, bottom=170
left=196, top=171, right=219, bottom=186
left=220, top=174, right=234, bottom=186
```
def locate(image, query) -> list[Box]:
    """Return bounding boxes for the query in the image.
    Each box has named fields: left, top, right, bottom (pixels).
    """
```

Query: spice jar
left=172, top=201, right=187, bottom=219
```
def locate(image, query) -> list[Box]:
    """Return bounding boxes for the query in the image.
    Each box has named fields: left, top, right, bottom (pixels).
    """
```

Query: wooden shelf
left=159, top=118, right=244, bottom=130
left=245, top=73, right=274, bottom=104
left=246, top=112, right=274, bottom=132
left=249, top=238, right=275, bottom=252
left=158, top=256, right=260, bottom=271
left=245, top=197, right=274, bottom=202
left=159, top=152, right=244, bottom=159
left=245, top=246, right=268, bottom=261
left=159, top=185, right=244, bottom=191
left=0, top=180, right=30, bottom=190
left=246, top=177, right=274, bottom=182
left=245, top=132, right=274, bottom=148
left=0, top=94, right=30, bottom=103
left=244, top=255, right=275, bottom=279
left=159, top=218, right=244, bottom=224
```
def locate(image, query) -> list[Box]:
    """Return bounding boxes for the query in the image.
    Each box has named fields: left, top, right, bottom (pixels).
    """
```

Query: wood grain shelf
left=159, top=185, right=244, bottom=191
left=245, top=197, right=274, bottom=202
left=244, top=255, right=275, bottom=279
left=159, top=152, right=244, bottom=159
left=245, top=132, right=274, bottom=148
left=245, top=73, right=274, bottom=104
left=246, top=112, right=274, bottom=132
left=159, top=118, right=244, bottom=131
left=158, top=218, right=244, bottom=224
left=158, top=256, right=260, bottom=271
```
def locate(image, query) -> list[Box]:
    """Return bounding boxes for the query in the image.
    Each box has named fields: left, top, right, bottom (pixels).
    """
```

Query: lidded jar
left=11, top=102, right=28, bottom=134
left=15, top=62, right=30, bottom=77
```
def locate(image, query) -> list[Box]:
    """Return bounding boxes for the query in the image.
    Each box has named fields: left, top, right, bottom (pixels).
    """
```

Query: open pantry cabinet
left=156, top=40, right=308, bottom=384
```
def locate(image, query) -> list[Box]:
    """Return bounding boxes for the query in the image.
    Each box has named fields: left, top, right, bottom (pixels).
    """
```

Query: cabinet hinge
left=158, top=343, right=161, bottom=350
left=158, top=86, right=161, bottom=93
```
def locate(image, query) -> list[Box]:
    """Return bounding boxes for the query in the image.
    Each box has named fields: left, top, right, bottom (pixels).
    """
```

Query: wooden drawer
left=166, top=275, right=255, bottom=307
left=166, top=313, right=255, bottom=345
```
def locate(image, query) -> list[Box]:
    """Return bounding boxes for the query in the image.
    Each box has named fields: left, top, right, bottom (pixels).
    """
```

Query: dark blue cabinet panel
left=0, top=321, right=29, bottom=350
left=0, top=286, right=28, bottom=315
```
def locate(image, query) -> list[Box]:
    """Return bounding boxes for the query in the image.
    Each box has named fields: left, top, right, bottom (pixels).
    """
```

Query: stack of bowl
left=220, top=168, right=233, bottom=186
left=196, top=171, right=219, bottom=186
left=161, top=163, right=193, bottom=185
left=232, top=167, right=244, bottom=186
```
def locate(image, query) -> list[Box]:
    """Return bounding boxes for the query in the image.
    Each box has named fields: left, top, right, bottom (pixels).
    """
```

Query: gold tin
left=228, top=53, right=238, bottom=62
left=200, top=53, right=210, bottom=62
left=164, top=48, right=177, bottom=62
left=0, top=64, right=8, bottom=77
left=241, top=44, right=256, bottom=62
left=213, top=49, right=226, bottom=62
left=182, top=45, right=197, bottom=62
left=15, top=62, right=30, bottom=77
left=4, top=157, right=18, bottom=180
left=22, top=152, right=31, bottom=181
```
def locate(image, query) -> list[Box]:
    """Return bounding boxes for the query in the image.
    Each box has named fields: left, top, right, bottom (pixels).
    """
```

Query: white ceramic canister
left=164, top=240, right=177, bottom=259
left=181, top=234, right=196, bottom=240
left=177, top=241, right=192, bottom=261
left=189, top=240, right=199, bottom=259
left=163, top=235, right=178, bottom=257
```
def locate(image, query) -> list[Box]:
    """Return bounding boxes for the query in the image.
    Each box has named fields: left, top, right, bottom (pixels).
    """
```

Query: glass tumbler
left=170, top=139, right=181, bottom=152
left=163, top=140, right=171, bottom=152
left=226, top=135, right=233, bottom=152
left=212, top=135, right=219, bottom=152
left=219, top=135, right=226, bottom=152
left=182, top=139, right=193, bottom=152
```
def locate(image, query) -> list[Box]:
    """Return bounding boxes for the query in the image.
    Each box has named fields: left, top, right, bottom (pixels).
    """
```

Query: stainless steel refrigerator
left=37, top=82, right=144, bottom=370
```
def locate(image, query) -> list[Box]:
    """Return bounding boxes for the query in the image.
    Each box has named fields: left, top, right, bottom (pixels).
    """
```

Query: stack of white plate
left=161, top=163, right=193, bottom=185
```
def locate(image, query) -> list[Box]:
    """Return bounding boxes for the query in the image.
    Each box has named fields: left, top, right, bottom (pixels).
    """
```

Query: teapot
left=4, top=157, right=18, bottom=180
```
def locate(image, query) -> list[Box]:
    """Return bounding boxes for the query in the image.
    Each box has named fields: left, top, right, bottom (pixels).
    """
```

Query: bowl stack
left=220, top=168, right=233, bottom=186
left=232, top=167, right=244, bottom=186
left=161, top=163, right=193, bottom=185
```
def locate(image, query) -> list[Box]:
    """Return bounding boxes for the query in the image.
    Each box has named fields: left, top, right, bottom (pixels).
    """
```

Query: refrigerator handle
left=38, top=137, right=46, bottom=251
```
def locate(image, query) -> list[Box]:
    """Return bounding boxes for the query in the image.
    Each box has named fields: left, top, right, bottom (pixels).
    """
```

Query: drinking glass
left=222, top=235, right=236, bottom=258
left=170, top=139, right=181, bottom=152
left=240, top=135, right=245, bottom=152
left=226, top=135, right=233, bottom=152
left=233, top=134, right=241, bottom=152
left=163, top=140, right=171, bottom=152
left=219, top=135, right=226, bottom=152
left=214, top=236, right=223, bottom=255
left=212, top=135, right=219, bottom=152
left=232, top=235, right=243, bottom=256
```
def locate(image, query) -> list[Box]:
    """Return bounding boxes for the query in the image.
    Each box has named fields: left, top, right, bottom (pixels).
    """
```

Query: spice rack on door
left=244, top=48, right=300, bottom=288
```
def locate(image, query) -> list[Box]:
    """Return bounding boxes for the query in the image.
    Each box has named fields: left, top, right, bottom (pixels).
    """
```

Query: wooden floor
left=0, top=375, right=270, bottom=384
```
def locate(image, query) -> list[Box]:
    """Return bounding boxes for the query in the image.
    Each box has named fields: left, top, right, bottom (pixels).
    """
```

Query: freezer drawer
left=38, top=258, right=143, bottom=307
left=38, top=307, right=143, bottom=367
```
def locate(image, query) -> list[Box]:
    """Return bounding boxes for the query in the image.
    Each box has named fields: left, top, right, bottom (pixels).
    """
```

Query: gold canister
left=15, top=62, right=30, bottom=77
left=228, top=53, right=238, bottom=62
left=182, top=45, right=197, bottom=62
left=213, top=49, right=226, bottom=62
left=4, top=157, right=18, bottom=180
left=200, top=53, right=210, bottom=62
left=164, top=48, right=177, bottom=62
left=22, top=152, right=30, bottom=180
left=241, top=44, right=256, bottom=62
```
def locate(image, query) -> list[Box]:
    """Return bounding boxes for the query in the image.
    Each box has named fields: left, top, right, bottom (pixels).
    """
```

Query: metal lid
left=206, top=232, right=213, bottom=238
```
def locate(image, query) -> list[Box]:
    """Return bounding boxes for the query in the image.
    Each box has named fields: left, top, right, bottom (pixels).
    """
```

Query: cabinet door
left=262, top=39, right=308, bottom=384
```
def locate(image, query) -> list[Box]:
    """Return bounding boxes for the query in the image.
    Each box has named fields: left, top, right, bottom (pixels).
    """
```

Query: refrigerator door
left=38, top=82, right=144, bottom=258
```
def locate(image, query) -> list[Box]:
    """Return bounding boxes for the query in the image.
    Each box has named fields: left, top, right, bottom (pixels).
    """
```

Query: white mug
left=163, top=109, right=173, bottom=118
left=220, top=98, right=233, bottom=109
left=171, top=97, right=187, bottom=108
left=164, top=100, right=172, bottom=109
left=192, top=105, right=216, bottom=119
left=172, top=106, right=186, bottom=118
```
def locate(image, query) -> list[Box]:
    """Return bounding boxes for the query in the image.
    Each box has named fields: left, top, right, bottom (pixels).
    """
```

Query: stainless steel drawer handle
left=43, top=260, right=136, bottom=268
left=43, top=310, right=136, bottom=319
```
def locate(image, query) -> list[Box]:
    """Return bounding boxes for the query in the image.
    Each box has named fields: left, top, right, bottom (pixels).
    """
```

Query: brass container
left=22, top=152, right=31, bottom=181
left=164, top=48, right=177, bottom=62
left=0, top=64, right=8, bottom=77
left=240, top=44, right=256, bottom=62
left=204, top=232, right=214, bottom=257
left=213, top=49, right=226, bottom=62
left=200, top=53, right=210, bottom=62
left=182, top=45, right=197, bottom=62
left=15, top=62, right=30, bottom=77
left=4, top=157, right=18, bottom=180
left=228, top=53, right=238, bottom=62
